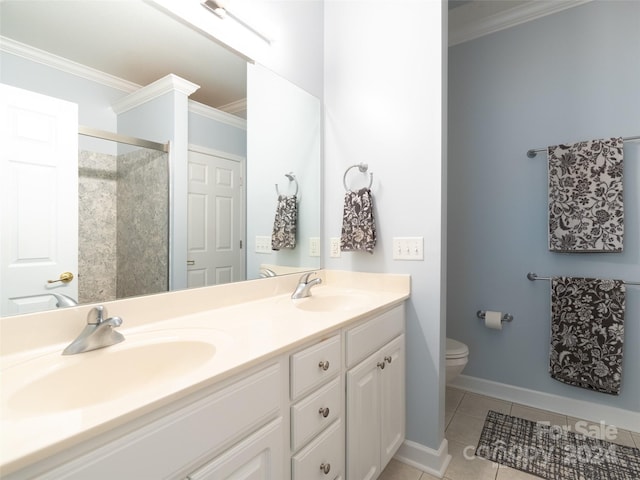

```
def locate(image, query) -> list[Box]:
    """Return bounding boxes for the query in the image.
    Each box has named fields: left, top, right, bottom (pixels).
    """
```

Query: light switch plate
left=309, top=237, right=320, bottom=257
left=330, top=237, right=341, bottom=258
left=255, top=235, right=271, bottom=253
left=392, top=237, right=424, bottom=260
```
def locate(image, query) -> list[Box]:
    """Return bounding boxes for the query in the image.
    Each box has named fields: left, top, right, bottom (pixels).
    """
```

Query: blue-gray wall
left=189, top=112, right=246, bottom=157
left=448, top=1, right=639, bottom=414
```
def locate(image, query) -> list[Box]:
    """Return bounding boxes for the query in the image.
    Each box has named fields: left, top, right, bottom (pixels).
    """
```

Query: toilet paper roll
left=485, top=311, right=503, bottom=330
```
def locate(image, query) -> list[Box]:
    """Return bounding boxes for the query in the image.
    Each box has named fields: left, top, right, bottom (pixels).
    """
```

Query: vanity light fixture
left=201, top=0, right=272, bottom=45
left=201, top=0, right=227, bottom=18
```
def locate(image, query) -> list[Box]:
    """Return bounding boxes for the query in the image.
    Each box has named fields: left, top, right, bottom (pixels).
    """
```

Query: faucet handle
left=87, top=306, right=106, bottom=325
left=300, top=271, right=317, bottom=284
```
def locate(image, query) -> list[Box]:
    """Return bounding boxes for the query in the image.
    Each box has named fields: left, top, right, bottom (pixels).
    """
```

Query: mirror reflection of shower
left=78, top=129, right=169, bottom=305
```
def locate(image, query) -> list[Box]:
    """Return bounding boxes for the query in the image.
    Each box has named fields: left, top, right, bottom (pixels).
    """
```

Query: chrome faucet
left=62, top=305, right=125, bottom=355
left=260, top=268, right=277, bottom=278
left=291, top=272, right=322, bottom=299
left=12, top=292, right=78, bottom=308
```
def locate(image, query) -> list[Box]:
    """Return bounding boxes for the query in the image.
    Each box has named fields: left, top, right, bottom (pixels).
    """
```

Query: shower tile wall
left=116, top=148, right=168, bottom=299
left=78, top=150, right=117, bottom=303
left=78, top=148, right=168, bottom=304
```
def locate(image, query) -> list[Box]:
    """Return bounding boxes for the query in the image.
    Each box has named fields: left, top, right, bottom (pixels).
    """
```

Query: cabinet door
left=186, top=418, right=283, bottom=480
left=379, top=335, right=405, bottom=469
left=346, top=354, right=381, bottom=480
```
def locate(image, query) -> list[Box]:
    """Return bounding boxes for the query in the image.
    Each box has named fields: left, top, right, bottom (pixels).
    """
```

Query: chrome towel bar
left=526, top=135, right=640, bottom=158
left=527, top=272, right=640, bottom=286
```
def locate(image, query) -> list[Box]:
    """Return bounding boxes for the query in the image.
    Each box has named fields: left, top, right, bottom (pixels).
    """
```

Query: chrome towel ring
left=343, top=163, right=373, bottom=192
left=275, top=172, right=299, bottom=197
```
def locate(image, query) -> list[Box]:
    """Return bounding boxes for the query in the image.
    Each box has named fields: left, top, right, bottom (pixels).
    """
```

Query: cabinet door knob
left=377, top=361, right=386, bottom=370
left=318, top=360, right=330, bottom=371
left=319, top=407, right=330, bottom=418
left=385, top=355, right=393, bottom=364
left=320, top=463, right=331, bottom=474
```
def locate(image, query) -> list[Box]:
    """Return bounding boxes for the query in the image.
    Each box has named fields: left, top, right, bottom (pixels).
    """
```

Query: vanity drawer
left=346, top=304, right=404, bottom=368
left=291, top=377, right=341, bottom=451
left=290, top=334, right=340, bottom=400
left=291, top=419, right=343, bottom=480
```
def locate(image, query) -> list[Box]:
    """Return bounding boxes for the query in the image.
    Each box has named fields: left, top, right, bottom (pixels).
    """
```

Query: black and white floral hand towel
left=271, top=195, right=297, bottom=250
left=547, top=137, right=624, bottom=252
left=549, top=277, right=626, bottom=395
left=340, top=188, right=376, bottom=254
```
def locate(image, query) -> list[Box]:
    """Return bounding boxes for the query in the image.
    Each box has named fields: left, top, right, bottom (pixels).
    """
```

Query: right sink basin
left=291, top=292, right=372, bottom=313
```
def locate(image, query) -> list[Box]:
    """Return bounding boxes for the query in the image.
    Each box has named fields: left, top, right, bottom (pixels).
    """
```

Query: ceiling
left=0, top=1, right=247, bottom=112
left=1, top=1, right=584, bottom=108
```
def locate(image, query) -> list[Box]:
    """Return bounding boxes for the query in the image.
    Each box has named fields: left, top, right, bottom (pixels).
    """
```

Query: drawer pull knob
left=320, top=463, right=331, bottom=474
left=377, top=361, right=386, bottom=370
left=318, top=360, right=330, bottom=371
left=319, top=407, right=330, bottom=418
left=385, top=355, right=393, bottom=364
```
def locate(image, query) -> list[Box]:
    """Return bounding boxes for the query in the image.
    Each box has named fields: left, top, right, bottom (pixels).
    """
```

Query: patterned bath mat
left=475, top=410, right=640, bottom=479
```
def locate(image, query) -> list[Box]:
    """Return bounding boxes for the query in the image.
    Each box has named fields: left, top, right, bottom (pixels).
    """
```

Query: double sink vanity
left=0, top=270, right=410, bottom=480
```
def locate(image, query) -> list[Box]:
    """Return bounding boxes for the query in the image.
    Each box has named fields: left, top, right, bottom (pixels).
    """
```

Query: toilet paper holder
left=476, top=310, right=513, bottom=323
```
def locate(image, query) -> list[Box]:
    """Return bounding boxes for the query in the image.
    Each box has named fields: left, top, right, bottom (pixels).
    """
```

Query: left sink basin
left=3, top=331, right=220, bottom=414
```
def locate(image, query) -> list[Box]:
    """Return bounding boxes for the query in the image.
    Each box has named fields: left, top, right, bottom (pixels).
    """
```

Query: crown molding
left=449, top=0, right=593, bottom=46
left=189, top=100, right=247, bottom=130
left=1, top=36, right=246, bottom=129
left=0, top=36, right=140, bottom=93
left=112, top=74, right=200, bottom=114
left=217, top=98, right=247, bottom=115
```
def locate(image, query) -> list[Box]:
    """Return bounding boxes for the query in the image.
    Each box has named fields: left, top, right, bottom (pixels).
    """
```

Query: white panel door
left=346, top=354, right=381, bottom=480
left=0, top=84, right=78, bottom=316
left=380, top=335, right=405, bottom=469
left=187, top=149, right=244, bottom=287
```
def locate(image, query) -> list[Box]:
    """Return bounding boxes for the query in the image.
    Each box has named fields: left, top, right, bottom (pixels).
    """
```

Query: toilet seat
left=446, top=338, right=468, bottom=359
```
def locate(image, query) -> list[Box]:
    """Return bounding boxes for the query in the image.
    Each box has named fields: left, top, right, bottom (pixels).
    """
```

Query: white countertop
left=0, top=270, right=410, bottom=476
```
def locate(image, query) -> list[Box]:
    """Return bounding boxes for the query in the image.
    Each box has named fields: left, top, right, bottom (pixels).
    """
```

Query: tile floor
left=379, top=387, right=640, bottom=480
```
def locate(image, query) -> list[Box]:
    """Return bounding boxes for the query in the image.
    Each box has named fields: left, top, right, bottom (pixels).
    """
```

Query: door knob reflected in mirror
left=47, top=272, right=74, bottom=284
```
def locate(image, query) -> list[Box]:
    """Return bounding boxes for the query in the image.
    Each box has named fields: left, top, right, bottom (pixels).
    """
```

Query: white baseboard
left=394, top=438, right=451, bottom=478
left=450, top=374, right=640, bottom=432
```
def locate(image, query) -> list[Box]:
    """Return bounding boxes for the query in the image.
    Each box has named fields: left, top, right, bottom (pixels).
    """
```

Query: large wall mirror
left=0, top=1, right=321, bottom=317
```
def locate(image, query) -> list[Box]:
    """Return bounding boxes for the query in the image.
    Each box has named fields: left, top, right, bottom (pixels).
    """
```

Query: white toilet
left=446, top=338, right=469, bottom=384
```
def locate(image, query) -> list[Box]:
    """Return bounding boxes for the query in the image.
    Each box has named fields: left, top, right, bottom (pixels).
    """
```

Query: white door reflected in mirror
left=187, top=148, right=246, bottom=287
left=0, top=84, right=79, bottom=316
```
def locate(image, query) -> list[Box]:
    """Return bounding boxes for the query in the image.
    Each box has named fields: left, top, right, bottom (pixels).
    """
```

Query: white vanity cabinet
left=345, top=305, right=405, bottom=480
left=26, top=363, right=285, bottom=480
left=5, top=296, right=408, bottom=480
left=289, top=334, right=344, bottom=480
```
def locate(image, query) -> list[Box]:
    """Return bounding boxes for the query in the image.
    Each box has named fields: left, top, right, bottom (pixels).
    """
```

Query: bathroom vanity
left=0, top=271, right=409, bottom=479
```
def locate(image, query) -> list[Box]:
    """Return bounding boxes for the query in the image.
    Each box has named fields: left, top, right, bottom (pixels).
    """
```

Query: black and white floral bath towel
left=340, top=188, right=376, bottom=253
left=547, top=137, right=624, bottom=252
left=271, top=195, right=297, bottom=250
left=549, top=277, right=626, bottom=395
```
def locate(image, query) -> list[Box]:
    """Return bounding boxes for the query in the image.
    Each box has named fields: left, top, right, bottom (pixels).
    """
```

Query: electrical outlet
left=255, top=235, right=272, bottom=253
left=330, top=237, right=341, bottom=258
left=309, top=237, right=320, bottom=257
left=392, top=236, right=424, bottom=260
